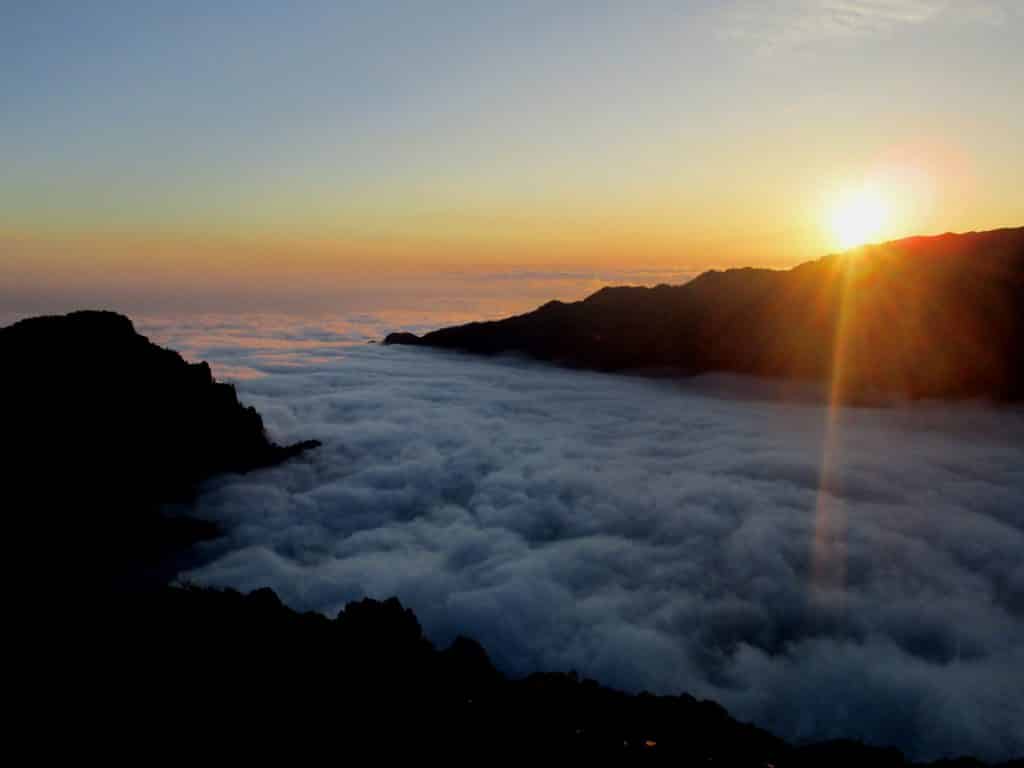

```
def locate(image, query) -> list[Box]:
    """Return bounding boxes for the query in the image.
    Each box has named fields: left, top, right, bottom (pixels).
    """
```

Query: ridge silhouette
left=386, top=228, right=1024, bottom=402
left=2, top=310, right=320, bottom=589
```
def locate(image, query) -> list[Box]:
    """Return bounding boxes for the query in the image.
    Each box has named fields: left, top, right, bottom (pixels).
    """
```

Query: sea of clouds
left=144, top=314, right=1024, bottom=762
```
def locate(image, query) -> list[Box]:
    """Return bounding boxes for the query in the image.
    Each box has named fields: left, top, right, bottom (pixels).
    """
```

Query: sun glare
left=829, top=186, right=888, bottom=250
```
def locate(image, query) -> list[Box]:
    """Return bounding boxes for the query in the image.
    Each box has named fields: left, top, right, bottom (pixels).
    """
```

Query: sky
left=2, top=1, right=1022, bottom=314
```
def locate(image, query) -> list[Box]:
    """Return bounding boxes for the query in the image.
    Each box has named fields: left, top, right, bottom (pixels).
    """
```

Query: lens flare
left=811, top=256, right=860, bottom=604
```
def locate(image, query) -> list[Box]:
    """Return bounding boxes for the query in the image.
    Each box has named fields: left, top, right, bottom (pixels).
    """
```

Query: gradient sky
left=2, top=1, right=1022, bottom=313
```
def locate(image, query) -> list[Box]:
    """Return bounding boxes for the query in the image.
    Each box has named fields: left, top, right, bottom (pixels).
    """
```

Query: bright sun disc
left=830, top=187, right=888, bottom=250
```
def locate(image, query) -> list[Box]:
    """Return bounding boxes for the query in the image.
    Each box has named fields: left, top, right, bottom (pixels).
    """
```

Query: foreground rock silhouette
left=2, top=310, right=319, bottom=587
left=386, top=228, right=1024, bottom=402
left=68, top=585, right=1015, bottom=765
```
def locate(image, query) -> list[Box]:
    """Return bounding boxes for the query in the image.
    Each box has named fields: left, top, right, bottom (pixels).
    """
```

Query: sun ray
left=810, top=255, right=857, bottom=603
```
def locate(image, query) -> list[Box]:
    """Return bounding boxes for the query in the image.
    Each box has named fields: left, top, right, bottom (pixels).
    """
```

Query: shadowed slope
left=2, top=310, right=319, bottom=586
left=386, top=228, right=1024, bottom=401
left=57, top=584, right=1017, bottom=765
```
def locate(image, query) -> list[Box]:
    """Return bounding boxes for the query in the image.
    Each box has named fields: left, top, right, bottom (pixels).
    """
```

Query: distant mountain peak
left=386, top=227, right=1024, bottom=401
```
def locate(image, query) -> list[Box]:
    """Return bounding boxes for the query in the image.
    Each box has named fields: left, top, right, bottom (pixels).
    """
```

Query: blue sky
left=1, top=1, right=1021, bottom=310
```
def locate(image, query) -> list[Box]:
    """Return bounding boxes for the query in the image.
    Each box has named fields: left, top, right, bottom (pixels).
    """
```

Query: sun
left=829, top=186, right=888, bottom=250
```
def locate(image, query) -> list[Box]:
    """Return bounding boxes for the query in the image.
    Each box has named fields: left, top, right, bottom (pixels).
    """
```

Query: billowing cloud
left=152, top=315, right=1024, bottom=762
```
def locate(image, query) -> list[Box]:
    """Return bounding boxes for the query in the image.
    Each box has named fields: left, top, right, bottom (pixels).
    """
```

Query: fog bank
left=146, top=315, right=1024, bottom=762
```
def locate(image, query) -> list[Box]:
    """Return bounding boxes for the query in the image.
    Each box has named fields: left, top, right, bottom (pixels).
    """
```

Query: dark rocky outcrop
left=44, top=584, right=1015, bottom=764
left=1, top=310, right=319, bottom=587
left=386, top=228, right=1024, bottom=401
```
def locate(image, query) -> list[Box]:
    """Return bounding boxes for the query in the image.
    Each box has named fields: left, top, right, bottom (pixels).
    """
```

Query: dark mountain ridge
left=386, top=228, right=1024, bottom=401
left=2, top=310, right=319, bottom=586
left=64, top=583, right=1017, bottom=765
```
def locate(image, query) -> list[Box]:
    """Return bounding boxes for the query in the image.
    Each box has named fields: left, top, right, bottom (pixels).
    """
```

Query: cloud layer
left=721, top=0, right=1017, bottom=51
left=152, top=315, right=1024, bottom=762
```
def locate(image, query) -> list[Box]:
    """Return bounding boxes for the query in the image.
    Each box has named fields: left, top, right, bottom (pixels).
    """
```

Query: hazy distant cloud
left=155, top=317, right=1024, bottom=762
left=0, top=242, right=699, bottom=321
left=721, top=0, right=1013, bottom=51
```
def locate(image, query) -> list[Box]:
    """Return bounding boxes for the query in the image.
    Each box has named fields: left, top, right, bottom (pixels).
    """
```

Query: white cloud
left=153, top=315, right=1024, bottom=762
left=720, top=0, right=1013, bottom=51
